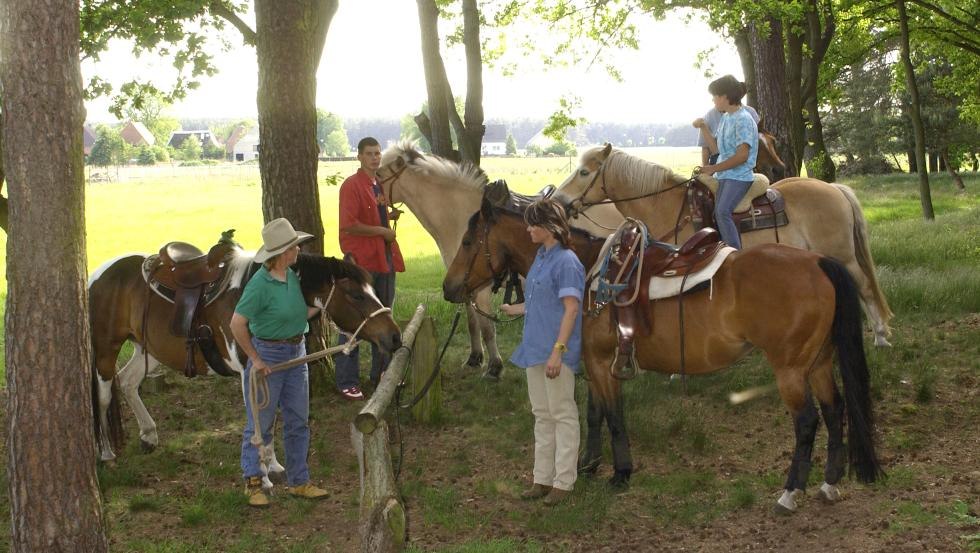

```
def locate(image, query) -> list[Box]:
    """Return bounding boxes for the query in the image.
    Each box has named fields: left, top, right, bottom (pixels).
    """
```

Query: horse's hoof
left=817, top=483, right=841, bottom=503
left=577, top=456, right=601, bottom=475
left=139, top=439, right=156, bottom=453
left=480, top=370, right=500, bottom=382
left=464, top=353, right=483, bottom=369
left=773, top=489, right=802, bottom=515
left=482, top=362, right=503, bottom=381
left=607, top=470, right=631, bottom=491
left=874, top=336, right=892, bottom=347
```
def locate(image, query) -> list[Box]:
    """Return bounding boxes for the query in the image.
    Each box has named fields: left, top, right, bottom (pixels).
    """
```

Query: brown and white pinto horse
left=443, top=200, right=883, bottom=514
left=90, top=246, right=401, bottom=475
left=555, top=144, right=894, bottom=347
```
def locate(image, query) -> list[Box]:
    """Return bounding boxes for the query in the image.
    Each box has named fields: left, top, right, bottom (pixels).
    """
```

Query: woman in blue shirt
left=500, top=199, right=585, bottom=506
left=693, top=75, right=759, bottom=249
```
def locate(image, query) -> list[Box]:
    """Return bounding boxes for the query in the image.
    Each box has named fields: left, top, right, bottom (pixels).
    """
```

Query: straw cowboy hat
left=254, top=218, right=314, bottom=263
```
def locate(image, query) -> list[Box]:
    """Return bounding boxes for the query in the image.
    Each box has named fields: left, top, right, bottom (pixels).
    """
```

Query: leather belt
left=257, top=334, right=304, bottom=345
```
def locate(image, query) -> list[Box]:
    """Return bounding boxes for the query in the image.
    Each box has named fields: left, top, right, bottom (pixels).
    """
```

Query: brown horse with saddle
left=443, top=195, right=883, bottom=515
left=89, top=230, right=401, bottom=477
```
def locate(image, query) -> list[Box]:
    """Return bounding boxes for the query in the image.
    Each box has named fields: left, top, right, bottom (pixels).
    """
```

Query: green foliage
left=202, top=140, right=225, bottom=160
left=153, top=145, right=170, bottom=162
left=137, top=146, right=156, bottom=166
left=88, top=125, right=127, bottom=167
left=178, top=135, right=202, bottom=161
left=316, top=109, right=350, bottom=156
left=542, top=94, right=584, bottom=143
left=505, top=132, right=517, bottom=155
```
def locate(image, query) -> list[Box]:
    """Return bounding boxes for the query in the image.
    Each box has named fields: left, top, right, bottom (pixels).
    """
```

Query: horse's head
left=443, top=199, right=525, bottom=303
left=757, top=132, right=787, bottom=182
left=378, top=141, right=425, bottom=204
left=554, top=143, right=614, bottom=215
left=296, top=254, right=401, bottom=353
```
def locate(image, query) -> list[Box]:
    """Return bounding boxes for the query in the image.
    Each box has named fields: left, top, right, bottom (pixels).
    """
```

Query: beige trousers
left=526, top=363, right=580, bottom=491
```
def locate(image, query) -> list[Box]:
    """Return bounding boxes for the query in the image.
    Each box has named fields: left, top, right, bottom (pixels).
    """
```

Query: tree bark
left=801, top=0, right=837, bottom=181
left=254, top=0, right=338, bottom=254
left=417, top=0, right=455, bottom=159
left=749, top=17, right=798, bottom=177
left=460, top=0, right=485, bottom=165
left=0, top=0, right=109, bottom=550
left=940, top=148, right=966, bottom=192
left=785, top=26, right=806, bottom=175
left=896, top=0, right=934, bottom=219
left=733, top=29, right=756, bottom=109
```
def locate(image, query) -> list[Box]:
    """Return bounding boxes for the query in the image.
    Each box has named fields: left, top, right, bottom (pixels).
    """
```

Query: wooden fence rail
left=352, top=304, right=427, bottom=553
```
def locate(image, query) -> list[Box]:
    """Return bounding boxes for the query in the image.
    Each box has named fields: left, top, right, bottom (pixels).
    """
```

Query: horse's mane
left=469, top=204, right=606, bottom=244
left=603, top=148, right=688, bottom=195
left=385, top=140, right=488, bottom=191
left=295, top=253, right=370, bottom=294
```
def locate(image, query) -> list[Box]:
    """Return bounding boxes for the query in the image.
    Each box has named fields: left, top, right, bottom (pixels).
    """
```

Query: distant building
left=223, top=124, right=251, bottom=160
left=169, top=130, right=217, bottom=149
left=233, top=129, right=260, bottom=161
left=119, top=121, right=155, bottom=147
left=83, top=125, right=98, bottom=156
left=481, top=124, right=508, bottom=156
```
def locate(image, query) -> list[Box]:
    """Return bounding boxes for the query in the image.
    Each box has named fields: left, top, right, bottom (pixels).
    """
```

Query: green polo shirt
left=235, top=266, right=309, bottom=340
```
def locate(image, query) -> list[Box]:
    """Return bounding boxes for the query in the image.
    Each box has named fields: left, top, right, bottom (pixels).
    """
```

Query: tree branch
left=209, top=1, right=256, bottom=45
left=312, top=0, right=340, bottom=67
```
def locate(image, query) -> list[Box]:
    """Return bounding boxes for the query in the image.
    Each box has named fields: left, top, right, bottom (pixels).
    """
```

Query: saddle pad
left=696, top=173, right=770, bottom=212
left=646, top=246, right=736, bottom=300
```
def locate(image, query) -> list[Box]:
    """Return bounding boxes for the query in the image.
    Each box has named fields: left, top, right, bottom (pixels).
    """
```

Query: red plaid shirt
left=338, top=169, right=405, bottom=273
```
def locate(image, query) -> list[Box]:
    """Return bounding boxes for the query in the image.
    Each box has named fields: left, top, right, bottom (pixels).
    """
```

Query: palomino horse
left=377, top=142, right=623, bottom=377
left=443, top=200, right=883, bottom=514
left=554, top=144, right=894, bottom=347
left=90, top=245, right=402, bottom=473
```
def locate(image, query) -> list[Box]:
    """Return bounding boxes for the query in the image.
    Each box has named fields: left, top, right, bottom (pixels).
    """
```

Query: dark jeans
left=334, top=269, right=395, bottom=390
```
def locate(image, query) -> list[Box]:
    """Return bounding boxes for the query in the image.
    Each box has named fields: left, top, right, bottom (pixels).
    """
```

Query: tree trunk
left=801, top=0, right=836, bottom=181
left=785, top=27, right=806, bottom=174
left=460, top=0, right=485, bottom=166
left=0, top=0, right=109, bottom=550
left=928, top=152, right=938, bottom=173
left=733, top=29, right=756, bottom=108
left=417, top=0, right=455, bottom=159
left=907, top=149, right=918, bottom=173
left=940, top=148, right=966, bottom=192
left=254, top=0, right=338, bottom=253
left=896, top=0, right=934, bottom=220
left=749, top=17, right=798, bottom=177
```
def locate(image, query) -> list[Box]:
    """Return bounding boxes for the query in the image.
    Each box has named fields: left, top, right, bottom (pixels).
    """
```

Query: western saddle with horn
left=688, top=173, right=789, bottom=237
left=143, top=229, right=240, bottom=378
left=590, top=220, right=727, bottom=380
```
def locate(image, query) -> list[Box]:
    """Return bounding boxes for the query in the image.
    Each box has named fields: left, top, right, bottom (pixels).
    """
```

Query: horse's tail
left=91, top=363, right=125, bottom=455
left=818, top=256, right=883, bottom=483
left=832, top=183, right=893, bottom=328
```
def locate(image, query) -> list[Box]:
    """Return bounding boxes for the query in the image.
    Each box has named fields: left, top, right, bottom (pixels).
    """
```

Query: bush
left=153, top=146, right=170, bottom=162
left=137, top=147, right=156, bottom=166
left=838, top=157, right=896, bottom=176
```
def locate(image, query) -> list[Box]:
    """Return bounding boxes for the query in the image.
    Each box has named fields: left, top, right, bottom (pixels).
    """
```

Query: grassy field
left=0, top=155, right=978, bottom=552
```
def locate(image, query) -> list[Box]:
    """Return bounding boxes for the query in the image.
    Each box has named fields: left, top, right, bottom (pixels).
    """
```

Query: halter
left=377, top=160, right=409, bottom=226
left=459, top=215, right=523, bottom=323
left=320, top=277, right=393, bottom=354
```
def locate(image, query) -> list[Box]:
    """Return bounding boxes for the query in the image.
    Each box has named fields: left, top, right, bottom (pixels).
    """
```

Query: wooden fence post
left=409, top=316, right=441, bottom=424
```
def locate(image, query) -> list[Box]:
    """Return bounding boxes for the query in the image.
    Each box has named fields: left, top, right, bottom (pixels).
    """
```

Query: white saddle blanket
left=590, top=246, right=736, bottom=300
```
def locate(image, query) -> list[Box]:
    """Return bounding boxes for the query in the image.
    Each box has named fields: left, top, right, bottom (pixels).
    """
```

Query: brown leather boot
left=244, top=476, right=269, bottom=508
left=520, top=483, right=552, bottom=500
left=543, top=488, right=571, bottom=506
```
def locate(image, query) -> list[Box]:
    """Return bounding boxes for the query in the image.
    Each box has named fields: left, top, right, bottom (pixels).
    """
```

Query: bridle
left=459, top=214, right=523, bottom=323
left=377, top=160, right=409, bottom=222
left=565, top=155, right=692, bottom=217
left=317, top=276, right=392, bottom=354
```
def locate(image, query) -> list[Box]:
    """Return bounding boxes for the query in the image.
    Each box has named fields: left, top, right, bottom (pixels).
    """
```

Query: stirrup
left=610, top=347, right=638, bottom=380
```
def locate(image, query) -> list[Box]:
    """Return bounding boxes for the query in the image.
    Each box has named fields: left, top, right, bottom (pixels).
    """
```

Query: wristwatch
left=553, top=342, right=568, bottom=353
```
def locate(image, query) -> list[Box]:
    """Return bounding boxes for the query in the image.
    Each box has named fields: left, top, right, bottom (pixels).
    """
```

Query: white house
left=233, top=130, right=260, bottom=161
left=481, top=124, right=508, bottom=156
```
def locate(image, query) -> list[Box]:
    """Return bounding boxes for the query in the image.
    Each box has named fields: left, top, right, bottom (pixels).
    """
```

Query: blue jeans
left=714, top=178, right=753, bottom=249
left=241, top=337, right=310, bottom=486
left=334, top=269, right=395, bottom=390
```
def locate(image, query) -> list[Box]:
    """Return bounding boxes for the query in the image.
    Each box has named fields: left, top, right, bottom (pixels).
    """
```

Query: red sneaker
left=340, top=386, right=365, bottom=401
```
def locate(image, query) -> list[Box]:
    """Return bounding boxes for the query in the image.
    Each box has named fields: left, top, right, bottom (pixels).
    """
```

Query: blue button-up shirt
left=510, top=243, right=585, bottom=372
left=716, top=107, right=759, bottom=182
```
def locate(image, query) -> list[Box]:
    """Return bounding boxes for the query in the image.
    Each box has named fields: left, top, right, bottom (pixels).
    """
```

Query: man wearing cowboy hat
left=232, top=218, right=329, bottom=507
left=335, top=136, right=405, bottom=400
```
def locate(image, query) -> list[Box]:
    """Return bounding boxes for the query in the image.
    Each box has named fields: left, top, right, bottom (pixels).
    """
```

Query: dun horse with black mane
left=444, top=199, right=883, bottom=514
left=89, top=232, right=401, bottom=484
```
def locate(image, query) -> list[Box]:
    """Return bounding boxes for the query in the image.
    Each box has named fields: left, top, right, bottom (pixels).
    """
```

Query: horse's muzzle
left=442, top=279, right=467, bottom=304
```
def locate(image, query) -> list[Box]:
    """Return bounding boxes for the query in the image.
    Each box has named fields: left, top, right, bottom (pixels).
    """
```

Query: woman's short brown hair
left=708, top=74, right=747, bottom=106
left=524, top=198, right=571, bottom=248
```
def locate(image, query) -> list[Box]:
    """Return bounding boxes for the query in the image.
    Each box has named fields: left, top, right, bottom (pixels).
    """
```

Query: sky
left=82, top=2, right=743, bottom=125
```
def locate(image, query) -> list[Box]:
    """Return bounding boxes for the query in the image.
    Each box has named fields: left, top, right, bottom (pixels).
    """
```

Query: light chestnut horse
left=90, top=248, right=401, bottom=476
left=443, top=201, right=883, bottom=514
left=378, top=142, right=623, bottom=377
left=554, top=144, right=894, bottom=346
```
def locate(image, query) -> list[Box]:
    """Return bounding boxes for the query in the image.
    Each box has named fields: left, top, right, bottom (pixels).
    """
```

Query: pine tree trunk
left=896, top=0, right=934, bottom=220
left=0, top=0, right=109, bottom=550
left=255, top=0, right=337, bottom=253
left=749, top=17, right=798, bottom=177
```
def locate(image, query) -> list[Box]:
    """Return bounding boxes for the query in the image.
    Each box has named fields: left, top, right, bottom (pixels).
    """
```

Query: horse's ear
left=390, top=155, right=407, bottom=172
left=601, top=143, right=612, bottom=159
left=404, top=147, right=422, bottom=163
left=480, top=197, right=496, bottom=222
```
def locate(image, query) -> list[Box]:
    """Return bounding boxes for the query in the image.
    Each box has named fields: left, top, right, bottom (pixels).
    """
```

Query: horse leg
left=93, top=342, right=124, bottom=462
left=774, top=382, right=821, bottom=515
left=577, top=387, right=604, bottom=475
left=463, top=304, right=484, bottom=370
left=116, top=345, right=161, bottom=453
left=95, top=373, right=118, bottom=462
left=263, top=423, right=287, bottom=486
left=809, top=358, right=846, bottom=503
left=479, top=312, right=504, bottom=380
left=605, top=387, right=633, bottom=489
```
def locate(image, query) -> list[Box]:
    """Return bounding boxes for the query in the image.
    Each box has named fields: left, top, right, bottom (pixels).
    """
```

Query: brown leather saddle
left=484, top=179, right=555, bottom=215
left=606, top=227, right=724, bottom=380
left=144, top=230, right=239, bottom=378
left=688, top=174, right=788, bottom=237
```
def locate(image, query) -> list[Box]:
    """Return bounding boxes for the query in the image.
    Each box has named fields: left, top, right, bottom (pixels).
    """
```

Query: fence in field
left=351, top=304, right=441, bottom=553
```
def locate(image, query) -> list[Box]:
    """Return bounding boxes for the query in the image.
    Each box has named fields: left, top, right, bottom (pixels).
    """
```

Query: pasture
left=0, top=151, right=978, bottom=552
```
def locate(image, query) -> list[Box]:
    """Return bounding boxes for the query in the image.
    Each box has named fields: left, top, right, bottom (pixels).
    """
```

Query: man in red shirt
left=335, top=137, right=405, bottom=400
